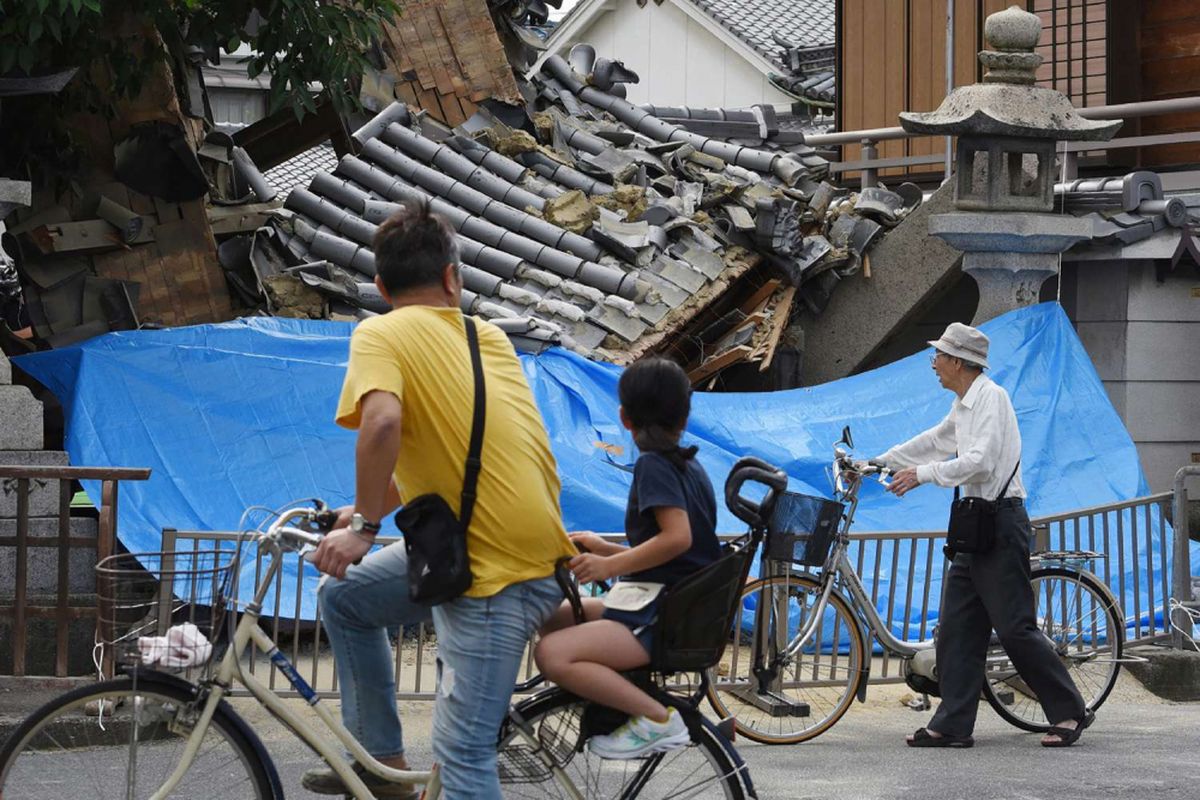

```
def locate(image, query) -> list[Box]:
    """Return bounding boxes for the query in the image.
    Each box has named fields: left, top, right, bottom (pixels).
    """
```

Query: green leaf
left=226, top=36, right=241, bottom=52
left=28, top=17, right=42, bottom=42
left=81, top=0, right=99, bottom=12
left=44, top=14, right=61, bottom=41
left=0, top=46, right=16, bottom=75
left=16, top=44, right=33, bottom=74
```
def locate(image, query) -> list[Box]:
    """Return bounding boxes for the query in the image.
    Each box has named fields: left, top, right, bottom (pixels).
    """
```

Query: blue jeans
left=318, top=542, right=431, bottom=759
left=431, top=576, right=562, bottom=800
left=319, top=543, right=561, bottom=798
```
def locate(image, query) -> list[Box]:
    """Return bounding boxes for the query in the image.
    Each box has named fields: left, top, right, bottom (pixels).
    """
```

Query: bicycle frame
left=142, top=531, right=435, bottom=800
left=764, top=466, right=932, bottom=676
left=143, top=510, right=604, bottom=800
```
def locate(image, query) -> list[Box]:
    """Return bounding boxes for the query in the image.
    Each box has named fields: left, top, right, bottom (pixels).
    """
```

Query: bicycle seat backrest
left=650, top=536, right=757, bottom=674
left=724, top=456, right=788, bottom=529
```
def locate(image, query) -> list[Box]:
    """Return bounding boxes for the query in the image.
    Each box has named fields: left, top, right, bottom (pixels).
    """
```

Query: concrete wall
left=1063, top=259, right=1200, bottom=496
left=544, top=1, right=796, bottom=109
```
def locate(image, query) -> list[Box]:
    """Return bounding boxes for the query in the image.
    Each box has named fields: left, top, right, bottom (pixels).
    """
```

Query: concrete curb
left=1124, top=645, right=1200, bottom=701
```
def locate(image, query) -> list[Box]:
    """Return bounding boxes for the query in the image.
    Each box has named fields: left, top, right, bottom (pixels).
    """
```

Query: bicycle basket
left=765, top=491, right=844, bottom=567
left=95, top=549, right=236, bottom=669
left=652, top=539, right=757, bottom=673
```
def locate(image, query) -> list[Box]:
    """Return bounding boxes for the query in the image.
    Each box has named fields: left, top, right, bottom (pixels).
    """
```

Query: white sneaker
left=588, top=708, right=690, bottom=759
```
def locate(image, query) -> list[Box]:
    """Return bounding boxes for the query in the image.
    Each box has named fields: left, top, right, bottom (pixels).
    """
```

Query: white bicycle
left=0, top=495, right=766, bottom=799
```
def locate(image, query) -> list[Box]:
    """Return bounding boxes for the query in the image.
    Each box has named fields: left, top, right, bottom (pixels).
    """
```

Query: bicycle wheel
left=983, top=567, right=1123, bottom=732
left=496, top=688, right=746, bottom=799
left=0, top=673, right=278, bottom=799
left=705, top=574, right=865, bottom=745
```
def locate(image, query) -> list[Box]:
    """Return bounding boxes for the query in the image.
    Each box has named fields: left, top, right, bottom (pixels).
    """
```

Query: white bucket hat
left=928, top=322, right=990, bottom=369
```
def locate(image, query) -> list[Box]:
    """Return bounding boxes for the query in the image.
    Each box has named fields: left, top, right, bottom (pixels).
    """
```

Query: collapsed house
left=1, top=0, right=905, bottom=389
left=241, top=47, right=918, bottom=386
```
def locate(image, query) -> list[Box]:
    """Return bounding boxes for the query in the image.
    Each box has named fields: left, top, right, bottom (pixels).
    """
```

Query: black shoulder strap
left=460, top=317, right=486, bottom=530
left=995, top=459, right=1020, bottom=502
left=951, top=456, right=1021, bottom=502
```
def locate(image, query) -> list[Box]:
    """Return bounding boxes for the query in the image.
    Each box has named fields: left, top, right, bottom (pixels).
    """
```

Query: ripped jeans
left=431, top=576, right=562, bottom=800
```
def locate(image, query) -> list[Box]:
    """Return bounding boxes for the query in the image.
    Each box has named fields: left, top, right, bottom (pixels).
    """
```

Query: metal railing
left=149, top=487, right=1186, bottom=697
left=0, top=465, right=151, bottom=678
left=807, top=95, right=1200, bottom=189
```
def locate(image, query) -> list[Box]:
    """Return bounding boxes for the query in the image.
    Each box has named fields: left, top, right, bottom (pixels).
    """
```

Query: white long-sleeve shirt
left=877, top=373, right=1025, bottom=500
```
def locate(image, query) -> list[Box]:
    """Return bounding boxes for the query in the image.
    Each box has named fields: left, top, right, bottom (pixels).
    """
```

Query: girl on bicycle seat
left=535, top=357, right=721, bottom=760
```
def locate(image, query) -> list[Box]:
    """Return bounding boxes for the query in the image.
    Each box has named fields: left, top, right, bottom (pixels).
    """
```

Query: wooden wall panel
left=1138, top=1, right=1200, bottom=167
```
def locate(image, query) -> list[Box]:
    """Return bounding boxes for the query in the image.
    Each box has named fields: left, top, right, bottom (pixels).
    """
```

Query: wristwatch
left=349, top=513, right=382, bottom=536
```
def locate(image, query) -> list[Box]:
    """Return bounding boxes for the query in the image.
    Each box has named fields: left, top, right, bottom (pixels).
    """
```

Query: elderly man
left=877, top=322, right=1091, bottom=748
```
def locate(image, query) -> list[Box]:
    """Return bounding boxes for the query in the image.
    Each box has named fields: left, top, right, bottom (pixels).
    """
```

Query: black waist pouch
left=946, top=496, right=999, bottom=554
left=398, top=316, right=485, bottom=607
left=945, top=459, right=1019, bottom=555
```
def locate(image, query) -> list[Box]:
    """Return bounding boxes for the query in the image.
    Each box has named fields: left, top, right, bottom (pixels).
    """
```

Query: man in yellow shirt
left=304, top=200, right=576, bottom=799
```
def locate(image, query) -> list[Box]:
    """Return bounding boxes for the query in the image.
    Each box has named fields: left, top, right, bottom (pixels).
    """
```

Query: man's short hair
left=372, top=198, right=460, bottom=295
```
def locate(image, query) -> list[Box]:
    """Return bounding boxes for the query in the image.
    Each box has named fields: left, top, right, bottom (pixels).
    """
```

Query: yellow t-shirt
left=335, top=305, right=576, bottom=597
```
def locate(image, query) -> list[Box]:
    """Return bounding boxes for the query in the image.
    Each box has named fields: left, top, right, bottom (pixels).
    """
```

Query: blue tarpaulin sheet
left=15, top=303, right=1197, bottom=633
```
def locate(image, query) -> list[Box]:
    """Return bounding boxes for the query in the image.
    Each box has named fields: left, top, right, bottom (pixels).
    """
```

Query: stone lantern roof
left=899, top=5, right=1120, bottom=141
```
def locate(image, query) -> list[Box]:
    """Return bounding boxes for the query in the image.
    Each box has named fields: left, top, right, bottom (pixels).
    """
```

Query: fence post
left=1172, top=466, right=1198, bottom=648
left=860, top=139, right=879, bottom=189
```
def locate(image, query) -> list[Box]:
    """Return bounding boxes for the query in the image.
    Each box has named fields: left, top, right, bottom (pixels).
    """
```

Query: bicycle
left=704, top=427, right=1126, bottom=745
left=0, top=463, right=789, bottom=799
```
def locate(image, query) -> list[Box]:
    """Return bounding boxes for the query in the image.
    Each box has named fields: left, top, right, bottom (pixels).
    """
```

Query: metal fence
left=154, top=487, right=1184, bottom=697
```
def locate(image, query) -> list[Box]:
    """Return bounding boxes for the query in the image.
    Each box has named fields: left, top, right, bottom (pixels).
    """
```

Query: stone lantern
left=899, top=5, right=1122, bottom=323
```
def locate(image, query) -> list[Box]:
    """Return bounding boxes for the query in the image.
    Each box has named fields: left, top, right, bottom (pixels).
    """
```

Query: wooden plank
left=55, top=481, right=71, bottom=676
left=1140, top=54, right=1200, bottom=97
left=760, top=287, right=796, bottom=373
left=687, top=345, right=752, bottom=385
left=13, top=480, right=28, bottom=676
left=737, top=278, right=782, bottom=315
left=841, top=0, right=865, bottom=168
left=881, top=0, right=909, bottom=176
left=1142, top=0, right=1200, bottom=26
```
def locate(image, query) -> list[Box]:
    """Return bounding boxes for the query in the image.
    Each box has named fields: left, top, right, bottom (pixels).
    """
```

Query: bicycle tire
left=496, top=687, right=748, bottom=799
left=704, top=574, right=865, bottom=745
left=983, top=566, right=1123, bottom=732
left=0, top=672, right=279, bottom=799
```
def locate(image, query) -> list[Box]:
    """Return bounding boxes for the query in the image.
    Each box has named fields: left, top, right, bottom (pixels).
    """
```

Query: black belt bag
left=396, top=316, right=485, bottom=606
left=945, top=460, right=1019, bottom=555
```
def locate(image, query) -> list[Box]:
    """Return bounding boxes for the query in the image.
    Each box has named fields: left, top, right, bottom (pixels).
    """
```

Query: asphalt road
left=3, top=675, right=1196, bottom=798
left=247, top=677, right=1200, bottom=800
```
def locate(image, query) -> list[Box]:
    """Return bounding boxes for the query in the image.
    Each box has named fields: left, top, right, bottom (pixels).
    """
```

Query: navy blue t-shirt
left=623, top=451, right=720, bottom=585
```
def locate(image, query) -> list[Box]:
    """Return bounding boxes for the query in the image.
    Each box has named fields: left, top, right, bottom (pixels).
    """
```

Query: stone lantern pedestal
left=898, top=5, right=1122, bottom=324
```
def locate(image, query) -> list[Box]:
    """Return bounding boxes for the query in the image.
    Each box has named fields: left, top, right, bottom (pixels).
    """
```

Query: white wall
left=552, top=1, right=795, bottom=109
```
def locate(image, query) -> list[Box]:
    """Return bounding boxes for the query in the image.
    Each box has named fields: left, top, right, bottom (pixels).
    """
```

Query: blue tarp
left=15, top=302, right=1197, bottom=632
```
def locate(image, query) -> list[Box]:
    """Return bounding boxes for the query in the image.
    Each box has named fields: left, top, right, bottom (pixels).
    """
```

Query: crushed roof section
left=691, top=0, right=836, bottom=67
left=259, top=51, right=909, bottom=365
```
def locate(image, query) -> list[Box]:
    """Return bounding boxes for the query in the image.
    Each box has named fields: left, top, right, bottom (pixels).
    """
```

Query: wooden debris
left=759, top=286, right=796, bottom=372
